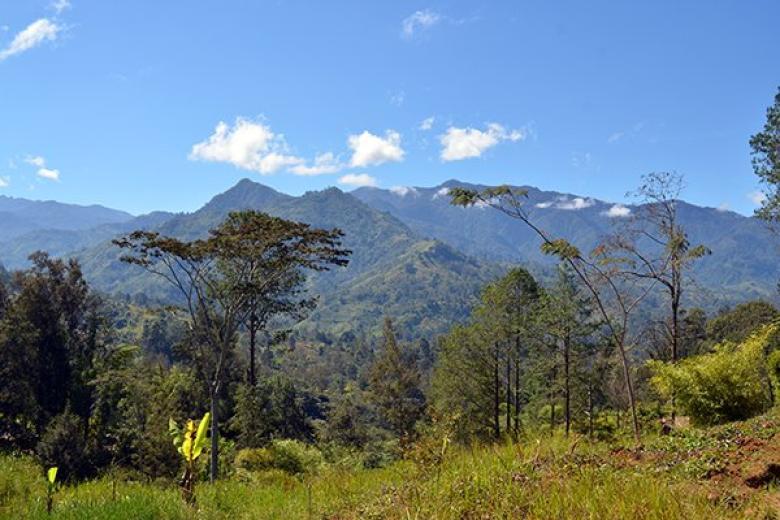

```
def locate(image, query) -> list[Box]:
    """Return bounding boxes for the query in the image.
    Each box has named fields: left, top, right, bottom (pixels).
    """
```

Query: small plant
left=45, top=466, right=57, bottom=515
left=169, top=412, right=210, bottom=505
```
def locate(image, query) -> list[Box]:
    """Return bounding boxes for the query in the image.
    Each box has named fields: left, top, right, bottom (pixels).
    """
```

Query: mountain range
left=0, top=179, right=776, bottom=338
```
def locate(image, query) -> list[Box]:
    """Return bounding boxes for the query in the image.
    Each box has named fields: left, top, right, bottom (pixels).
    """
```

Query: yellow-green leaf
left=47, top=467, right=58, bottom=485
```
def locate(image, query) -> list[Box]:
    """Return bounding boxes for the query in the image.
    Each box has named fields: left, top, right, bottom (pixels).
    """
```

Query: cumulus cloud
left=401, top=9, right=440, bottom=39
left=37, top=167, right=60, bottom=181
left=419, top=116, right=435, bottom=131
left=25, top=156, right=46, bottom=167
left=0, top=18, right=61, bottom=62
left=557, top=197, right=594, bottom=210
left=440, top=123, right=525, bottom=161
left=390, top=186, right=418, bottom=197
left=432, top=186, right=450, bottom=200
left=25, top=155, right=60, bottom=181
left=348, top=130, right=404, bottom=167
left=0, top=176, right=8, bottom=188
left=289, top=152, right=343, bottom=176
left=607, top=132, right=624, bottom=144
left=603, top=204, right=631, bottom=218
left=51, top=0, right=71, bottom=14
left=189, top=118, right=305, bottom=175
left=338, top=173, right=377, bottom=188
left=748, top=190, right=767, bottom=206
left=536, top=196, right=595, bottom=211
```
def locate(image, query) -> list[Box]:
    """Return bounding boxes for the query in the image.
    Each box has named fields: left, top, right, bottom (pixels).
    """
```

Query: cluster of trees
left=0, top=87, right=778, bottom=488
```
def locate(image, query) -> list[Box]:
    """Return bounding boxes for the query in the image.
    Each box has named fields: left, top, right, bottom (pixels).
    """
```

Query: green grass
left=3, top=416, right=780, bottom=519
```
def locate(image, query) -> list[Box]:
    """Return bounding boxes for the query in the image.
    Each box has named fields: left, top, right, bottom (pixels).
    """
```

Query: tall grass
left=1, top=430, right=774, bottom=519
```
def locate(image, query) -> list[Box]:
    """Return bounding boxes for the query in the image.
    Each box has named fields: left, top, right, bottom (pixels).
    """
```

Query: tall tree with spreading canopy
left=114, top=210, right=349, bottom=481
left=751, top=87, right=780, bottom=224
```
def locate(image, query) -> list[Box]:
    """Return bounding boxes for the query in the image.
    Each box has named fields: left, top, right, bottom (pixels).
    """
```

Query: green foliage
left=649, top=324, right=777, bottom=425
left=751, top=87, right=780, bottom=222
left=367, top=318, right=426, bottom=439
left=35, top=411, right=88, bottom=482
left=705, top=300, right=779, bottom=345
left=234, top=440, right=323, bottom=476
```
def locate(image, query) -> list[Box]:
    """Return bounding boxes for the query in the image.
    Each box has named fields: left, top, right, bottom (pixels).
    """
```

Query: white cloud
left=440, top=123, right=525, bottom=161
left=38, top=167, right=60, bottom=181
left=25, top=155, right=46, bottom=167
left=536, top=196, right=595, bottom=211
left=390, top=186, right=418, bottom=197
left=748, top=190, right=767, bottom=206
left=289, top=152, right=343, bottom=176
left=348, top=130, right=404, bottom=167
left=603, top=204, right=631, bottom=218
left=432, top=186, right=450, bottom=200
left=557, top=197, right=594, bottom=210
left=0, top=18, right=61, bottom=62
left=189, top=118, right=304, bottom=175
left=607, top=132, right=624, bottom=144
left=401, top=9, right=440, bottom=39
left=419, top=116, right=435, bottom=131
left=24, top=155, right=60, bottom=181
left=338, top=173, right=377, bottom=188
left=0, top=176, right=9, bottom=188
left=51, top=0, right=71, bottom=14
left=717, top=202, right=730, bottom=212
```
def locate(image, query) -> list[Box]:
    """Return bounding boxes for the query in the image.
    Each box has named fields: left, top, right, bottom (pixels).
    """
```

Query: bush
left=234, top=439, right=322, bottom=476
left=649, top=324, right=776, bottom=426
left=36, top=411, right=90, bottom=481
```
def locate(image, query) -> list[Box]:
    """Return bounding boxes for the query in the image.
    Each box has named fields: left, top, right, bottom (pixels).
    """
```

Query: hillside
left=0, top=195, right=133, bottom=242
left=4, top=410, right=780, bottom=518
left=70, top=180, right=496, bottom=337
left=353, top=181, right=780, bottom=304
left=1, top=178, right=778, bottom=336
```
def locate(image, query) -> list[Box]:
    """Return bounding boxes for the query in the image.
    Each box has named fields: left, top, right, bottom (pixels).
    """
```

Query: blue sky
left=0, top=1, right=777, bottom=215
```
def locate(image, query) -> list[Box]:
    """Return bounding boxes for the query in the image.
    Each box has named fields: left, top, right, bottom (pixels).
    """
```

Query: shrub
left=234, top=440, right=322, bottom=476
left=649, top=324, right=776, bottom=426
left=36, top=411, right=89, bottom=481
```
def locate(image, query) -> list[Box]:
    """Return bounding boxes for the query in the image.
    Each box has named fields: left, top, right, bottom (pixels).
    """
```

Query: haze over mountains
left=0, top=179, right=776, bottom=337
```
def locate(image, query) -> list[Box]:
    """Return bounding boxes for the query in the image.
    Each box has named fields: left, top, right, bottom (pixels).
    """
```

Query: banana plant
left=45, top=467, right=57, bottom=515
left=169, top=412, right=210, bottom=504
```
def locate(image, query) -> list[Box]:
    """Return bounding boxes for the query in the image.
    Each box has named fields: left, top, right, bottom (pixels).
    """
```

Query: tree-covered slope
left=353, top=180, right=780, bottom=304
left=0, top=195, right=133, bottom=241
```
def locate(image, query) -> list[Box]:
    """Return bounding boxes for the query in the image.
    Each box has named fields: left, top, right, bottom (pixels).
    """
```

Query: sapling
left=169, top=412, right=210, bottom=505
left=45, top=467, right=57, bottom=515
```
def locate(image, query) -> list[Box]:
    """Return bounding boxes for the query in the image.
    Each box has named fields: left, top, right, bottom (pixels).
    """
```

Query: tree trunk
left=249, top=313, right=257, bottom=387
left=587, top=384, right=594, bottom=439
left=209, top=386, right=219, bottom=483
left=564, top=337, right=571, bottom=437
left=505, top=351, right=511, bottom=435
left=514, top=355, right=521, bottom=438
left=671, top=291, right=679, bottom=423
left=616, top=338, right=640, bottom=441
left=549, top=367, right=556, bottom=432
left=493, top=342, right=500, bottom=440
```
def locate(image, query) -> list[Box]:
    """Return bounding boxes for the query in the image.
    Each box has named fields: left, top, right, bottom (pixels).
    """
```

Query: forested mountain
left=56, top=180, right=495, bottom=337
left=0, top=179, right=777, bottom=338
left=353, top=180, right=780, bottom=304
left=0, top=195, right=134, bottom=241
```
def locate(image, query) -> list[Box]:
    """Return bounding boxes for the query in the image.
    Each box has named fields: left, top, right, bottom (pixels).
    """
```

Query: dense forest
left=1, top=89, right=779, bottom=518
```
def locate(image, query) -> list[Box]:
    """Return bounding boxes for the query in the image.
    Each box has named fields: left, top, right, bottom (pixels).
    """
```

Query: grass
left=3, top=413, right=780, bottom=519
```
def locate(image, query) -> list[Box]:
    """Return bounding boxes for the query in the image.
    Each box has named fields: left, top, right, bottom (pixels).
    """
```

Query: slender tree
left=603, top=172, right=709, bottom=420
left=450, top=187, right=655, bottom=441
left=367, top=318, right=426, bottom=441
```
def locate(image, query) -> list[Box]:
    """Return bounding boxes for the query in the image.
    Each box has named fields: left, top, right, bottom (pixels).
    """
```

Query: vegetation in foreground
left=3, top=408, right=780, bottom=519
